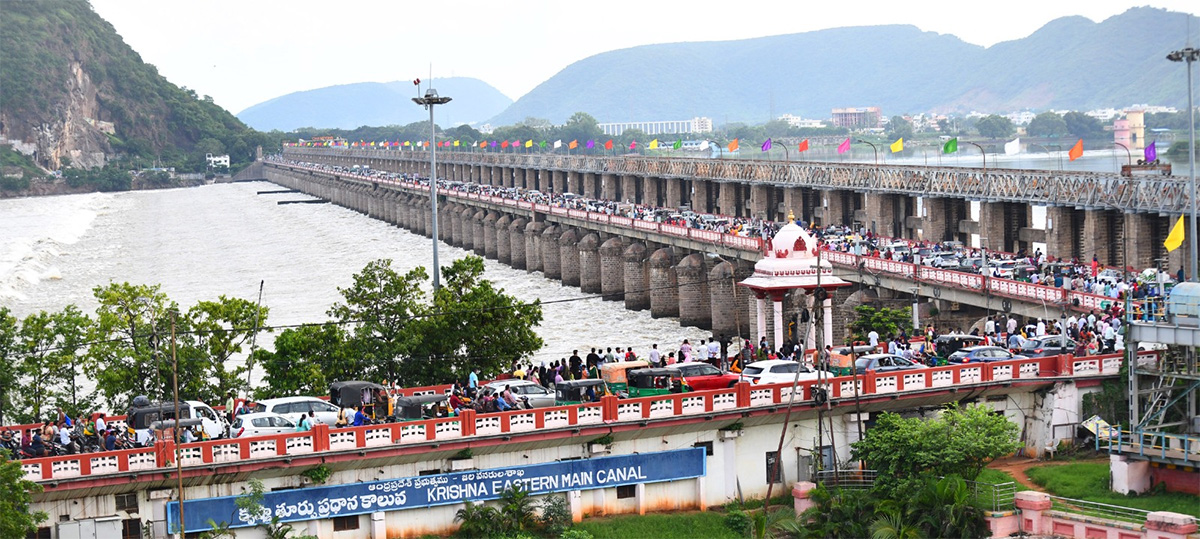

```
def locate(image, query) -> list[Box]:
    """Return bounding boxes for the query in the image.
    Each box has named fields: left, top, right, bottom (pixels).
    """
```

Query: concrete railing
left=17, top=352, right=1134, bottom=485
left=277, top=162, right=1133, bottom=316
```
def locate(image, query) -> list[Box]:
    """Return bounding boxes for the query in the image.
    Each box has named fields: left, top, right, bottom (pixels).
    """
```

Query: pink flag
left=837, top=138, right=851, bottom=154
left=630, top=140, right=637, bottom=150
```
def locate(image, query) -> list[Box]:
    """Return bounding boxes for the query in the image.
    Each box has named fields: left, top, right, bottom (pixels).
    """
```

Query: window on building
left=332, top=515, right=360, bottom=531
left=616, top=484, right=637, bottom=499
left=27, top=527, right=51, bottom=539
left=115, top=492, right=138, bottom=513
left=121, top=519, right=142, bottom=539
left=766, top=451, right=782, bottom=484
left=693, top=441, right=714, bottom=456
left=418, top=469, right=441, bottom=476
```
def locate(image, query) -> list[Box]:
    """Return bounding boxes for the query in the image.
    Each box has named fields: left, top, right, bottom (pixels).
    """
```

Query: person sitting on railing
left=351, top=406, right=367, bottom=427
left=27, top=430, right=44, bottom=457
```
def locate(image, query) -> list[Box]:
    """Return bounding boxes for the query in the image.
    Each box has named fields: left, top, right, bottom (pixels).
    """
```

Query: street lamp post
left=1167, top=46, right=1198, bottom=282
left=1113, top=142, right=1133, bottom=170
left=413, top=88, right=452, bottom=290
left=855, top=139, right=878, bottom=164
left=1031, top=143, right=1062, bottom=171
left=965, top=141, right=987, bottom=169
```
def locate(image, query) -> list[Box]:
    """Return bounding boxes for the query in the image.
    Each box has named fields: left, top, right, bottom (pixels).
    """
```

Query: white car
left=739, top=360, right=827, bottom=385
left=481, top=380, right=555, bottom=408
left=252, top=396, right=343, bottom=427
left=231, top=412, right=296, bottom=438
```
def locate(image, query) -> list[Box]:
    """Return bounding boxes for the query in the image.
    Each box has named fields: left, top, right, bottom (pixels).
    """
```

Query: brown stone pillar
left=541, top=224, right=561, bottom=279
left=496, top=214, right=512, bottom=263
left=1082, top=209, right=1114, bottom=266
left=559, top=228, right=581, bottom=287
left=524, top=220, right=544, bottom=272
left=623, top=242, right=649, bottom=310
left=649, top=248, right=679, bottom=318
left=644, top=176, right=661, bottom=208
left=602, top=173, right=618, bottom=201
left=676, top=253, right=711, bottom=329
left=483, top=212, right=500, bottom=259
left=621, top=175, right=637, bottom=204
left=578, top=233, right=602, bottom=293
left=583, top=172, right=598, bottom=199
left=717, top=182, right=737, bottom=217
left=693, top=180, right=713, bottom=214
left=599, top=237, right=625, bottom=301
left=509, top=218, right=527, bottom=269
left=749, top=184, right=770, bottom=220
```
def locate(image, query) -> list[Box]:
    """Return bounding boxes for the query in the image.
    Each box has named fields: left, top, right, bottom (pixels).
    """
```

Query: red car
left=665, top=362, right=741, bottom=390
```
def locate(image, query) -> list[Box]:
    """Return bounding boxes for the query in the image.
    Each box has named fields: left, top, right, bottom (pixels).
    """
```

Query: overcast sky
left=90, top=1, right=1198, bottom=115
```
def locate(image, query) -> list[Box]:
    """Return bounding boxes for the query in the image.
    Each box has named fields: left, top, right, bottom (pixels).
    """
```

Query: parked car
left=231, top=412, right=296, bottom=438
left=983, top=260, right=1018, bottom=278
left=924, top=252, right=960, bottom=269
left=854, top=354, right=927, bottom=374
left=1019, top=335, right=1077, bottom=357
left=957, top=258, right=984, bottom=273
left=665, top=362, right=741, bottom=390
left=481, top=380, right=555, bottom=408
left=740, top=360, right=828, bottom=385
left=947, top=346, right=1027, bottom=363
left=126, top=399, right=228, bottom=445
left=253, top=396, right=343, bottom=427
left=1096, top=268, right=1124, bottom=285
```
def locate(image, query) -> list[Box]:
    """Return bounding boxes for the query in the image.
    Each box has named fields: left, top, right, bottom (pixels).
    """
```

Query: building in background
left=599, top=117, right=713, bottom=137
left=831, top=107, right=881, bottom=129
left=778, top=114, right=825, bottom=129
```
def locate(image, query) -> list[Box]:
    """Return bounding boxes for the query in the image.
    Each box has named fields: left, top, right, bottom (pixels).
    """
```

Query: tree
left=14, top=307, right=93, bottom=423
left=0, top=452, right=46, bottom=537
left=186, top=296, right=270, bottom=399
left=848, top=305, right=912, bottom=344
left=559, top=112, right=603, bottom=145
left=408, top=256, right=543, bottom=385
left=886, top=116, right=914, bottom=141
left=850, top=403, right=1020, bottom=497
left=1026, top=112, right=1068, bottom=137
left=0, top=308, right=18, bottom=424
left=87, top=283, right=177, bottom=409
left=1062, top=111, right=1104, bottom=139
left=974, top=115, right=1014, bottom=139
left=329, top=259, right=427, bottom=386
left=255, top=324, right=356, bottom=399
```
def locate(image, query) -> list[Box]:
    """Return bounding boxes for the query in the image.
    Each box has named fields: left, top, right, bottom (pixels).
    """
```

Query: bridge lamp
left=413, top=88, right=452, bottom=290
left=1167, top=47, right=1198, bottom=282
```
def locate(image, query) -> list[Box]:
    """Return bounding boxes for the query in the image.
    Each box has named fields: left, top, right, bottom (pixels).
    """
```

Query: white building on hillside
left=598, top=117, right=714, bottom=137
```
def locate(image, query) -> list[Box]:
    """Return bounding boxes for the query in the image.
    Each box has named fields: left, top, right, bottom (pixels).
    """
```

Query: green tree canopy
left=886, top=116, right=914, bottom=141
left=974, top=115, right=1014, bottom=139
left=0, top=453, right=46, bottom=537
left=1027, top=112, right=1068, bottom=137
left=850, top=403, right=1021, bottom=496
left=1062, top=111, right=1105, bottom=139
left=255, top=324, right=356, bottom=399
left=848, top=305, right=912, bottom=344
left=0, top=308, right=18, bottom=424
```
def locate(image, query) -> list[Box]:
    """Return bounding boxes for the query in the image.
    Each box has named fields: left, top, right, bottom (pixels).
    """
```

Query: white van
left=126, top=400, right=228, bottom=445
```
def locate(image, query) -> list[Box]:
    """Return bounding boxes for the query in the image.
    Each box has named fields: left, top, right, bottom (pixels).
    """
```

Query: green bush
left=560, top=530, right=593, bottom=539
left=540, top=494, right=572, bottom=536
left=723, top=509, right=751, bottom=535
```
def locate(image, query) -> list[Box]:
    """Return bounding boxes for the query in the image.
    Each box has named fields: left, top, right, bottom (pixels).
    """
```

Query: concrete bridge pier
left=644, top=176, right=661, bottom=208
left=438, top=200, right=453, bottom=244
left=579, top=233, right=602, bottom=293
left=568, top=171, right=582, bottom=196
left=709, top=260, right=751, bottom=339
left=621, top=175, right=638, bottom=204
left=749, top=184, right=771, bottom=220
left=676, top=254, right=712, bottom=329
left=601, top=173, right=618, bottom=201
left=541, top=225, right=562, bottom=279
left=600, top=237, right=626, bottom=301
left=693, top=180, right=713, bottom=214
left=484, top=212, right=500, bottom=260
left=582, top=172, right=599, bottom=199
left=524, top=221, right=543, bottom=272
left=559, top=228, right=582, bottom=287
left=649, top=248, right=680, bottom=318
left=623, top=242, right=650, bottom=310
left=496, top=215, right=512, bottom=264
left=509, top=218, right=528, bottom=269
left=717, top=182, right=737, bottom=217
left=471, top=209, right=487, bottom=255
left=449, top=205, right=464, bottom=247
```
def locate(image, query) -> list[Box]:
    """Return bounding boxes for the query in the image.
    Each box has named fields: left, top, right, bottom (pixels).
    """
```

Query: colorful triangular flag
left=728, top=139, right=739, bottom=152
left=649, top=139, right=659, bottom=150
left=1145, top=141, right=1157, bottom=162
left=673, top=140, right=682, bottom=150
left=569, top=140, right=578, bottom=150
left=890, top=138, right=903, bottom=153
left=525, top=139, right=533, bottom=148
left=942, top=137, right=958, bottom=154
left=1068, top=139, right=1084, bottom=161
left=798, top=139, right=809, bottom=152
left=1004, top=138, right=1020, bottom=156
left=586, top=140, right=595, bottom=149
left=605, top=139, right=613, bottom=150
left=1165, top=215, right=1186, bottom=252
left=761, top=138, right=772, bottom=152
left=837, top=138, right=851, bottom=154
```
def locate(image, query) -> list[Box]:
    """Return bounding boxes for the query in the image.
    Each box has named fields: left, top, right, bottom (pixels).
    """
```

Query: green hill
left=0, top=0, right=272, bottom=170
left=237, top=78, right=513, bottom=131
left=490, top=7, right=1196, bottom=126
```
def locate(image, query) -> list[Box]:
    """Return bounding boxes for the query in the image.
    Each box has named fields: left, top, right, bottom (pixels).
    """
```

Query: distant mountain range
left=490, top=6, right=1195, bottom=126
left=237, top=77, right=512, bottom=131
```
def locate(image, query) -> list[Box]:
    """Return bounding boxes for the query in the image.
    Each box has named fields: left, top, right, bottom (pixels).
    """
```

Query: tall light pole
left=413, top=88, right=452, bottom=290
left=965, top=141, right=987, bottom=169
left=1113, top=142, right=1132, bottom=170
left=1167, top=46, right=1198, bottom=281
left=855, top=139, right=878, bottom=164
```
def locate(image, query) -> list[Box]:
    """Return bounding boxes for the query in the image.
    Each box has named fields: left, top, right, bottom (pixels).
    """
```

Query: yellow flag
left=1165, top=215, right=1186, bottom=252
left=453, top=140, right=460, bottom=147
left=525, top=139, right=533, bottom=148
left=649, top=139, right=659, bottom=149
left=890, top=138, right=904, bottom=153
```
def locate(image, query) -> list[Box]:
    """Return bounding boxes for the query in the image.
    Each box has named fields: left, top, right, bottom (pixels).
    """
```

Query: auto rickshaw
left=393, top=394, right=451, bottom=421
left=329, top=381, right=390, bottom=421
left=554, top=379, right=607, bottom=405
left=626, top=368, right=690, bottom=397
left=827, top=345, right=875, bottom=376
left=931, top=334, right=985, bottom=366
left=599, top=361, right=649, bottom=394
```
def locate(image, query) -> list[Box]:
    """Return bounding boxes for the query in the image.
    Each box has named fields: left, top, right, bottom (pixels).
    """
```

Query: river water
left=0, top=182, right=711, bottom=388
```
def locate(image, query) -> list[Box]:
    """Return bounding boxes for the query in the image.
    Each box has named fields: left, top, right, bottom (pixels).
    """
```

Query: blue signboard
left=168, top=447, right=706, bottom=532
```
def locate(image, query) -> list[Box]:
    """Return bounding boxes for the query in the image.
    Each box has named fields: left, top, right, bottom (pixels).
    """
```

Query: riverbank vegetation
left=0, top=255, right=541, bottom=423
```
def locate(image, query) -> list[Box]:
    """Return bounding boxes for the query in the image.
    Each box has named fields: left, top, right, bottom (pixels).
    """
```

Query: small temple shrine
left=737, top=213, right=850, bottom=352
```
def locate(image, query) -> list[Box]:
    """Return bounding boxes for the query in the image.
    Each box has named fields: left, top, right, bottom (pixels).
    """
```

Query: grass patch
left=976, top=468, right=1027, bottom=490
left=574, top=511, right=743, bottom=539
left=1026, top=462, right=1200, bottom=518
